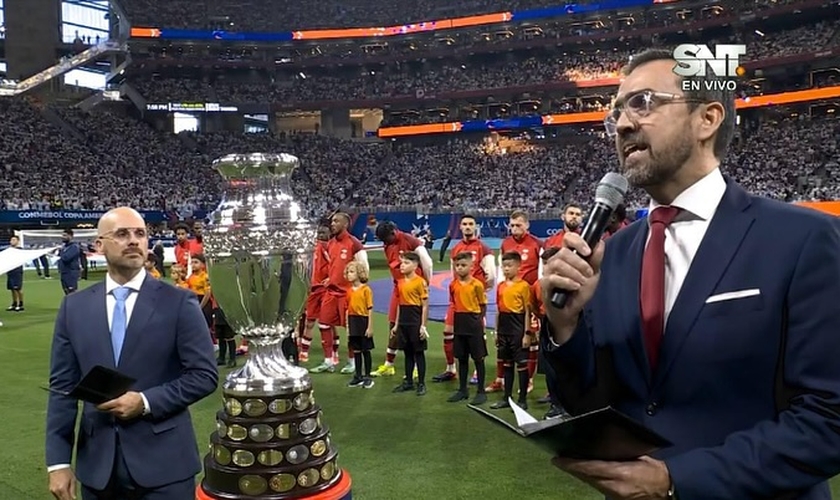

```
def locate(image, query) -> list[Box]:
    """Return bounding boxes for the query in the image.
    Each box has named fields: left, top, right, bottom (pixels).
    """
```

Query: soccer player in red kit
left=486, top=210, right=543, bottom=393
left=544, top=203, right=583, bottom=249
left=371, top=221, right=433, bottom=378
left=299, top=219, right=333, bottom=363
left=432, top=214, right=495, bottom=382
left=310, top=212, right=369, bottom=374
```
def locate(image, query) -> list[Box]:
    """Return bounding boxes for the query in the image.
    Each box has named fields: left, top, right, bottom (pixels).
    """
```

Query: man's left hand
left=553, top=455, right=671, bottom=500
left=96, top=391, right=145, bottom=420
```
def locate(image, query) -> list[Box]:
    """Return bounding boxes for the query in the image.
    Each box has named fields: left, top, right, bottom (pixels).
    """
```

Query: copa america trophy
left=197, top=153, right=352, bottom=500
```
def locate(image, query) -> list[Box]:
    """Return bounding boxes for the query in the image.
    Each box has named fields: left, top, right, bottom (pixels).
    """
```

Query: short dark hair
left=175, top=223, right=190, bottom=233
left=501, top=252, right=521, bottom=263
left=460, top=214, right=476, bottom=223
left=401, top=251, right=420, bottom=264
left=191, top=253, right=206, bottom=264
left=63, top=228, right=74, bottom=236
left=375, top=220, right=397, bottom=241
left=622, top=48, right=736, bottom=160
left=541, top=247, right=561, bottom=262
left=453, top=252, right=474, bottom=263
left=563, top=203, right=581, bottom=213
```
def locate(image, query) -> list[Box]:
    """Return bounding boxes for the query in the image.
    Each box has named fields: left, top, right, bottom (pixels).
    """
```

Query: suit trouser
left=539, top=348, right=562, bottom=407
left=81, top=436, right=195, bottom=500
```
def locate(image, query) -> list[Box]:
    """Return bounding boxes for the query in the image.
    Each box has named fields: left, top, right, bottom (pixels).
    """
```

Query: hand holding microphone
left=541, top=172, right=628, bottom=344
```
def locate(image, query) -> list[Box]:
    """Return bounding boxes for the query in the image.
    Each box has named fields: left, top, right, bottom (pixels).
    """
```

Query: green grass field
left=2, top=253, right=839, bottom=499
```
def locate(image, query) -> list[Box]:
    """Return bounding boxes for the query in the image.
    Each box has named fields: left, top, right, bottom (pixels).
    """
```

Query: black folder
left=469, top=399, right=672, bottom=461
left=43, top=365, right=137, bottom=405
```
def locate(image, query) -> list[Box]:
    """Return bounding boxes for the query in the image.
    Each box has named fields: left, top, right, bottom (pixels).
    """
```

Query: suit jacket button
left=646, top=403, right=658, bottom=416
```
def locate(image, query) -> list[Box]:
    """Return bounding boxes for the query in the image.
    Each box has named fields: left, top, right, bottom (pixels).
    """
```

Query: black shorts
left=348, top=315, right=375, bottom=351
left=397, top=323, right=427, bottom=352
left=453, top=334, right=487, bottom=361
left=6, top=271, right=22, bottom=290
left=197, top=296, right=213, bottom=328
left=216, top=324, right=236, bottom=340
left=496, top=333, right=528, bottom=365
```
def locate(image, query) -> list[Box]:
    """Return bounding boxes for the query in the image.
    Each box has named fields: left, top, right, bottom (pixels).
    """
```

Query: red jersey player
left=498, top=210, right=543, bottom=286
left=310, top=212, right=368, bottom=375
left=433, top=215, right=495, bottom=383
left=544, top=203, right=583, bottom=250
left=486, top=210, right=544, bottom=393
left=371, top=221, right=433, bottom=378
left=174, top=223, right=202, bottom=273
left=299, top=219, right=332, bottom=363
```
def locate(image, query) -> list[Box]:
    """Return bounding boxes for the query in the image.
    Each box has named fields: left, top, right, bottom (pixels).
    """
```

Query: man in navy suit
left=58, top=229, right=82, bottom=295
left=46, top=207, right=218, bottom=500
left=540, top=49, right=840, bottom=499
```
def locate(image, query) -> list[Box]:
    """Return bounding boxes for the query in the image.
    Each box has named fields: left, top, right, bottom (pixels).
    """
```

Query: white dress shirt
left=48, top=268, right=151, bottom=473
left=649, top=167, right=727, bottom=329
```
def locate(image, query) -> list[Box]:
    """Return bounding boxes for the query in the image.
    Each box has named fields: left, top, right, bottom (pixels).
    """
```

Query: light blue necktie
left=111, top=287, right=131, bottom=364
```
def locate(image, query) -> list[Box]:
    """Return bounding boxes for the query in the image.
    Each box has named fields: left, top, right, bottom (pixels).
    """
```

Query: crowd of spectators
left=121, top=0, right=800, bottom=32
left=130, top=19, right=839, bottom=107
left=0, top=100, right=836, bottom=220
left=349, top=113, right=840, bottom=210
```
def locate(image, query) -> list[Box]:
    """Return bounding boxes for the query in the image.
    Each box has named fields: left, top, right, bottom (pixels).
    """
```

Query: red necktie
left=640, top=206, right=680, bottom=371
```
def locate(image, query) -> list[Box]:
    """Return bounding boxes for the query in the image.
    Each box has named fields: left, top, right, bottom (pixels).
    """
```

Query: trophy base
left=196, top=469, right=352, bottom=500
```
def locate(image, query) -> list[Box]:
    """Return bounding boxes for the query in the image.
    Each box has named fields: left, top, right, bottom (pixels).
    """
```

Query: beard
left=618, top=127, right=692, bottom=188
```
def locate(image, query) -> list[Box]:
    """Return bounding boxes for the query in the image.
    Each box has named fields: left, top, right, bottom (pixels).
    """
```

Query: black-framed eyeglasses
left=603, top=90, right=706, bottom=137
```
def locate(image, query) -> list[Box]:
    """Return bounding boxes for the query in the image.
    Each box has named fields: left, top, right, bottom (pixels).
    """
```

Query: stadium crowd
left=121, top=0, right=803, bottom=32
left=131, top=19, right=839, bottom=105
left=0, top=97, right=836, bottom=217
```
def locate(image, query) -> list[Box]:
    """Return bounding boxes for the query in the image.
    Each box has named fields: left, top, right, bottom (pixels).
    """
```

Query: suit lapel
left=653, top=180, right=755, bottom=389
left=89, top=283, right=116, bottom=368
left=117, top=276, right=159, bottom=366
left=620, top=222, right=653, bottom=386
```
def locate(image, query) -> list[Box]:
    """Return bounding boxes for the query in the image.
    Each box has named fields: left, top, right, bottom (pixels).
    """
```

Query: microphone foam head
left=595, top=172, right=629, bottom=209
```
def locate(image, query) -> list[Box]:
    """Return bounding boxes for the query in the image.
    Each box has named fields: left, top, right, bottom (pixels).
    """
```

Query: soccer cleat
left=432, top=371, right=456, bottom=383
left=517, top=399, right=529, bottom=411
left=298, top=352, right=309, bottom=363
left=485, top=380, right=504, bottom=393
left=371, top=364, right=396, bottom=377
left=362, top=378, right=375, bottom=389
left=5, top=306, right=15, bottom=312
left=447, top=390, right=469, bottom=403
left=309, top=362, right=335, bottom=374
left=14, top=306, right=23, bottom=312
left=469, top=375, right=478, bottom=385
left=340, top=363, right=355, bottom=375
left=490, top=400, right=510, bottom=410
left=416, top=383, right=427, bottom=396
left=347, top=377, right=364, bottom=388
left=392, top=382, right=414, bottom=393
left=471, top=392, right=488, bottom=405
left=545, top=405, right=569, bottom=420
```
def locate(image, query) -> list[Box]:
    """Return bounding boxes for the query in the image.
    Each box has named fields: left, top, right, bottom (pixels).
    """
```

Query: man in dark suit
left=540, top=49, right=840, bottom=499
left=58, top=229, right=82, bottom=294
left=46, top=207, right=219, bottom=500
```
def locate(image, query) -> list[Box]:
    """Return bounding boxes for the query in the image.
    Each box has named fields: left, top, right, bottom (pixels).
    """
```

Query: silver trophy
left=199, top=153, right=349, bottom=499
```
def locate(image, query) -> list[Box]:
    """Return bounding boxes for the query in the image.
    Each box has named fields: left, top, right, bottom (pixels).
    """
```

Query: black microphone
left=549, top=172, right=629, bottom=309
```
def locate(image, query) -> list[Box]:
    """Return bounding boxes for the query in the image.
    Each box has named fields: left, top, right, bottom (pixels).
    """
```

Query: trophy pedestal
left=196, top=469, right=352, bottom=500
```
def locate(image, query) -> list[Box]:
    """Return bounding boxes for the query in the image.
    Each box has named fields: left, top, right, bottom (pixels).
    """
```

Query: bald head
left=98, top=207, right=145, bottom=236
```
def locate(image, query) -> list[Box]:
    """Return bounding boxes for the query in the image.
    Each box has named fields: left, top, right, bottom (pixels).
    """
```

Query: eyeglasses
left=603, top=90, right=705, bottom=137
left=99, top=228, right=147, bottom=242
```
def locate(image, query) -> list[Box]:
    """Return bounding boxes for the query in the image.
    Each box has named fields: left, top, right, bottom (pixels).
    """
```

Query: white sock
left=447, top=363, right=456, bottom=373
